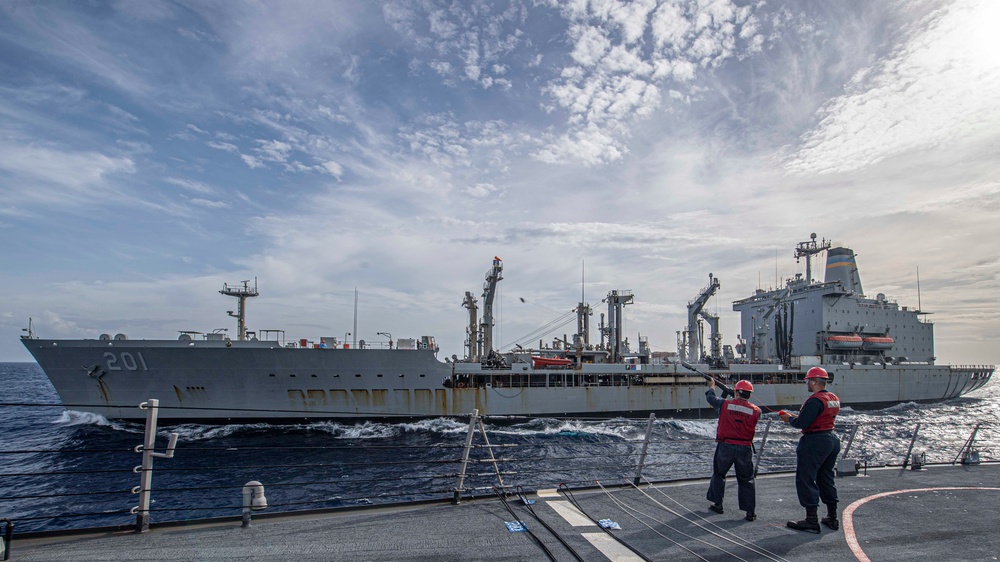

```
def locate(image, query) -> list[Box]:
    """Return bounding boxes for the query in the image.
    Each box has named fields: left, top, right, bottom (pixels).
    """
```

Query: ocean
left=1, top=361, right=996, bottom=533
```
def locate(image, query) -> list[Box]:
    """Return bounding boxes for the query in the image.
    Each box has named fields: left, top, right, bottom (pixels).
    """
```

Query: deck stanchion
left=752, top=420, right=772, bottom=477
left=1, top=518, right=12, bottom=561
left=474, top=414, right=505, bottom=491
left=841, top=424, right=859, bottom=458
left=902, top=422, right=921, bottom=469
left=453, top=409, right=478, bottom=504
left=836, top=424, right=861, bottom=476
left=132, top=399, right=179, bottom=532
left=632, top=413, right=656, bottom=485
left=953, top=423, right=982, bottom=465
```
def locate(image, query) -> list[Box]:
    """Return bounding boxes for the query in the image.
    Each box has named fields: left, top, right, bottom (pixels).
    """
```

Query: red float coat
left=802, top=391, right=841, bottom=433
left=715, top=398, right=761, bottom=446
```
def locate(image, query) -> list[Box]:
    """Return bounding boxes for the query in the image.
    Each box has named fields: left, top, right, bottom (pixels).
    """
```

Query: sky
left=1, top=0, right=998, bottom=367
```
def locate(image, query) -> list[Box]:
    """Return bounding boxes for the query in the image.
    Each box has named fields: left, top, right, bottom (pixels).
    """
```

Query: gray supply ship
left=20, top=235, right=994, bottom=421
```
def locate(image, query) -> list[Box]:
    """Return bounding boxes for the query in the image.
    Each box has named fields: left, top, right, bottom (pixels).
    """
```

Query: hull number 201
left=105, top=351, right=149, bottom=371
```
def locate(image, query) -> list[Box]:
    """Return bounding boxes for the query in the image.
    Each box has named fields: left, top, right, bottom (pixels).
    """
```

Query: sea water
left=1, top=362, right=996, bottom=532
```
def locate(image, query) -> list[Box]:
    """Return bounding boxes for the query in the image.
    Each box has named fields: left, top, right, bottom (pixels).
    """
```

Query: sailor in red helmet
left=705, top=378, right=761, bottom=521
left=779, top=367, right=841, bottom=533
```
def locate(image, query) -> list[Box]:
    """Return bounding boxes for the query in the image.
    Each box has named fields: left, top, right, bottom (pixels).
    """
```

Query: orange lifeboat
left=825, top=334, right=863, bottom=350
left=862, top=336, right=894, bottom=351
left=531, top=356, right=573, bottom=368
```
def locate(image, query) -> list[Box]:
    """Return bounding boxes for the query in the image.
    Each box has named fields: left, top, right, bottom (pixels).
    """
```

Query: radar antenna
left=221, top=278, right=259, bottom=341
left=795, top=233, right=831, bottom=283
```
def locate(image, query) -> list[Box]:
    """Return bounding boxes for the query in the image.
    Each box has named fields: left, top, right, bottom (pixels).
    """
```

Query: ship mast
left=794, top=233, right=831, bottom=283
left=221, top=278, right=259, bottom=341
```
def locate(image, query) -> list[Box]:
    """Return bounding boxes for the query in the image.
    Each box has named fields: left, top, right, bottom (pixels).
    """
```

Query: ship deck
left=10, top=462, right=998, bottom=561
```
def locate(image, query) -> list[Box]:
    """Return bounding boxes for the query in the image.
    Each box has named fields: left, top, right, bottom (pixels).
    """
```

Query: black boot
left=709, top=503, right=724, bottom=514
left=822, top=503, right=839, bottom=530
left=744, top=512, right=756, bottom=521
left=787, top=506, right=820, bottom=533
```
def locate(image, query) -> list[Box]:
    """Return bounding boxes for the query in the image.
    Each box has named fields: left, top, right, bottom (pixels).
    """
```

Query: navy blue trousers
left=795, top=432, right=841, bottom=508
left=706, top=442, right=755, bottom=513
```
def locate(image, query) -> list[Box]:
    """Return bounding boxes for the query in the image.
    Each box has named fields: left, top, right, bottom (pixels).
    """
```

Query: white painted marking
left=582, top=532, right=644, bottom=562
left=844, top=486, right=1000, bottom=562
left=536, top=488, right=560, bottom=498
left=547, top=500, right=595, bottom=527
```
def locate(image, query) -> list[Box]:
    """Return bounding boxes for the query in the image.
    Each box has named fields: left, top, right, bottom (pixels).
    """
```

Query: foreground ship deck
left=11, top=463, right=999, bottom=561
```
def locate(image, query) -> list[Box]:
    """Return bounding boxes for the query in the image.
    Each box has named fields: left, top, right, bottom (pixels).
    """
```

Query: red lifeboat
left=862, top=336, right=895, bottom=350
left=531, top=356, right=573, bottom=368
left=825, top=334, right=863, bottom=350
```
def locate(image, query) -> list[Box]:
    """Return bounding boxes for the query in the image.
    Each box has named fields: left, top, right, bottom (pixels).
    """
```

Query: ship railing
left=0, top=401, right=997, bottom=538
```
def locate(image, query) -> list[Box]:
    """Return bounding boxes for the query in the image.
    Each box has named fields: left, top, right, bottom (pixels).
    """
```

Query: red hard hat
left=734, top=380, right=754, bottom=392
left=805, top=367, right=829, bottom=380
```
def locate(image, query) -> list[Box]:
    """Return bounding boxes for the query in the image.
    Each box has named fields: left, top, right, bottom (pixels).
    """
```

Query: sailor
left=779, top=367, right=841, bottom=533
left=705, top=378, right=761, bottom=521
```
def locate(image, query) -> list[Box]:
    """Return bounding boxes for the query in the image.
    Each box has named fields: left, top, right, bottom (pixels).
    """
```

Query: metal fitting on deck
left=241, top=481, right=268, bottom=528
left=1, top=518, right=13, bottom=561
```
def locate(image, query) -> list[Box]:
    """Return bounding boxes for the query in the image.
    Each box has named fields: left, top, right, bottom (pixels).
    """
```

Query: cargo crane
left=462, top=291, right=479, bottom=361
left=479, top=257, right=504, bottom=365
left=683, top=274, right=720, bottom=362
left=603, top=289, right=634, bottom=363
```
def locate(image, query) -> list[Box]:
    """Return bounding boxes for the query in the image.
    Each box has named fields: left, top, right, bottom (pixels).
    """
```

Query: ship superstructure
left=734, top=234, right=933, bottom=366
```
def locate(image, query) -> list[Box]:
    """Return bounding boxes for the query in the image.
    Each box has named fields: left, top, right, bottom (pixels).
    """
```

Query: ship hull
left=21, top=338, right=994, bottom=422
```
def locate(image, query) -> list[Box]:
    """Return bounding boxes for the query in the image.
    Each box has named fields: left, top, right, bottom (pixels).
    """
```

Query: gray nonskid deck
left=12, top=463, right=1000, bottom=561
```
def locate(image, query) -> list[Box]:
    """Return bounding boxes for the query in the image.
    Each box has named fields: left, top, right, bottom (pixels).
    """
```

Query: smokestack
left=825, top=247, right=864, bottom=296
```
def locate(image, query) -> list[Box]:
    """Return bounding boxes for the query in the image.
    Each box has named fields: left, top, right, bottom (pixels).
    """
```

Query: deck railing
left=0, top=400, right=996, bottom=542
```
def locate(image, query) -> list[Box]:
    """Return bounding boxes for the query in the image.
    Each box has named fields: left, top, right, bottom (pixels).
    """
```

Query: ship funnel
left=825, top=247, right=864, bottom=296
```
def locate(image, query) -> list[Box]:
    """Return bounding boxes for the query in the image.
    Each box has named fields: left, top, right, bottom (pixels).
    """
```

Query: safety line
left=596, top=481, right=718, bottom=562
left=493, top=487, right=558, bottom=562
left=515, top=486, right=587, bottom=562
left=559, top=483, right=654, bottom=562
left=637, top=478, right=791, bottom=562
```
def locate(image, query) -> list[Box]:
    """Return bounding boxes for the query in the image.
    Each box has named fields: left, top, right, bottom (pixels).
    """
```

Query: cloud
left=537, top=0, right=767, bottom=165
left=240, top=154, right=264, bottom=169
left=0, top=144, right=134, bottom=204
left=165, top=177, right=215, bottom=195
left=190, top=198, right=229, bottom=208
left=255, top=139, right=293, bottom=163
left=208, top=141, right=240, bottom=153
left=383, top=0, right=528, bottom=89
left=321, top=161, right=344, bottom=177
left=463, top=182, right=500, bottom=198
left=784, top=0, right=1000, bottom=175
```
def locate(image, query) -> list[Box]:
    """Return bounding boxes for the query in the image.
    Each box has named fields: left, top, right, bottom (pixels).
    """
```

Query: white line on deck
left=582, top=532, right=645, bottom=562
left=546, top=500, right=595, bottom=527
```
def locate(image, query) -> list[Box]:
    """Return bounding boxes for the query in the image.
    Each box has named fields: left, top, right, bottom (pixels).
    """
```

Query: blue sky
left=2, top=0, right=998, bottom=366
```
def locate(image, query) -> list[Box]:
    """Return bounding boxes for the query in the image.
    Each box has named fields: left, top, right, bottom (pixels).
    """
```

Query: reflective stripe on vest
left=716, top=399, right=761, bottom=445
